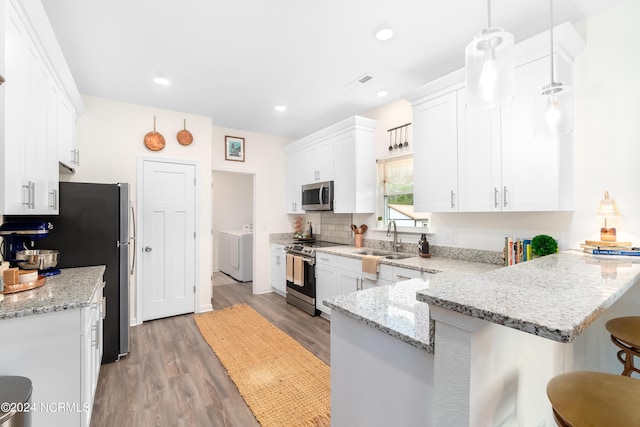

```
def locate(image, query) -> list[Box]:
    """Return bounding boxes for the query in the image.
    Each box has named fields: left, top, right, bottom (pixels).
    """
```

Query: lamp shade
left=596, top=191, right=620, bottom=218
left=465, top=27, right=515, bottom=110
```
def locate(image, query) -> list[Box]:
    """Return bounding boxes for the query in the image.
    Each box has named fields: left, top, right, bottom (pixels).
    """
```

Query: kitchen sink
left=384, top=253, right=414, bottom=260
left=353, top=249, right=414, bottom=260
left=353, top=249, right=389, bottom=256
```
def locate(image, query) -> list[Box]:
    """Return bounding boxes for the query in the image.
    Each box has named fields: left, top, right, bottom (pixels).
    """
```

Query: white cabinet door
left=338, top=268, right=359, bottom=294
left=457, top=89, right=503, bottom=212
left=57, top=92, right=78, bottom=170
left=413, top=91, right=459, bottom=212
left=501, top=55, right=573, bottom=211
left=316, top=253, right=338, bottom=315
left=300, top=140, right=335, bottom=184
left=1, top=0, right=60, bottom=215
left=270, top=244, right=286, bottom=295
left=315, top=139, right=334, bottom=182
left=285, top=151, right=304, bottom=214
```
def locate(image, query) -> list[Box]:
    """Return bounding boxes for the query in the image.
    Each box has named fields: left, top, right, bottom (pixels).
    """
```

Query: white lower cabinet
left=270, top=243, right=286, bottom=295
left=316, top=254, right=395, bottom=316
left=0, top=280, right=104, bottom=427
left=316, top=253, right=338, bottom=316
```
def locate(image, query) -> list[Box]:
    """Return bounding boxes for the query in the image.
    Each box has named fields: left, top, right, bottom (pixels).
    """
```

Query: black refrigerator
left=8, top=182, right=132, bottom=364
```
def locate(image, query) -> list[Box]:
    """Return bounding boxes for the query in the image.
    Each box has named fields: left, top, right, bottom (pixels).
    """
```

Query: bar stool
left=547, top=371, right=640, bottom=426
left=605, top=316, right=640, bottom=376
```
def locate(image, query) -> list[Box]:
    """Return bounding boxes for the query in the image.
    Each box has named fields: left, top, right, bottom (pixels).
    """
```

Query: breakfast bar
left=325, top=251, right=640, bottom=426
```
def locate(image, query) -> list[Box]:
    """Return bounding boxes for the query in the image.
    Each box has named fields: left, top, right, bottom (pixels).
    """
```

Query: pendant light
left=465, top=0, right=515, bottom=110
left=534, top=0, right=571, bottom=136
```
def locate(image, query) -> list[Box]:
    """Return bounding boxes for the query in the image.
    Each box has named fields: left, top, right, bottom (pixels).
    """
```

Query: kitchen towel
left=286, top=253, right=294, bottom=282
left=293, top=256, right=305, bottom=287
left=361, top=255, right=380, bottom=281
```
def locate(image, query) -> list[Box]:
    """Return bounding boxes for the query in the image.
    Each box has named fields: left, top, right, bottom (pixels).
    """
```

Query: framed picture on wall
left=224, top=135, right=245, bottom=162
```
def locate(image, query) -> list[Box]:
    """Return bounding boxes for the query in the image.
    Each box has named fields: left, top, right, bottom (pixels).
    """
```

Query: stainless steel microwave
left=301, top=181, right=333, bottom=211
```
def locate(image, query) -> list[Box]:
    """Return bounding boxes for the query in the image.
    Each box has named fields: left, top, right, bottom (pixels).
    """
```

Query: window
left=377, top=155, right=429, bottom=228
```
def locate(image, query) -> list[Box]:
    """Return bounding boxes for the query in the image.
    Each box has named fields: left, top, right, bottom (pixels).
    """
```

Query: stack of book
left=581, top=240, right=639, bottom=256
left=503, top=237, right=533, bottom=266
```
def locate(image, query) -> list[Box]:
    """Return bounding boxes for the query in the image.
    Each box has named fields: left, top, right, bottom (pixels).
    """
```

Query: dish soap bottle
left=418, top=234, right=431, bottom=258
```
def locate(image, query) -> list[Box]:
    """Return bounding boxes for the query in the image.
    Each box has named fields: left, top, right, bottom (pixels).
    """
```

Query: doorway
left=139, top=159, right=197, bottom=321
left=211, top=170, right=255, bottom=291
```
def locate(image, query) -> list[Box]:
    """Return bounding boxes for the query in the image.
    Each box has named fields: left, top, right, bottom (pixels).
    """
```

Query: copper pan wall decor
left=177, top=119, right=193, bottom=146
left=143, top=116, right=165, bottom=151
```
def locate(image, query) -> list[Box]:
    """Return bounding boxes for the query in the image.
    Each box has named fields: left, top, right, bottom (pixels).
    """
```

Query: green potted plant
left=531, top=235, right=558, bottom=257
left=377, top=216, right=384, bottom=229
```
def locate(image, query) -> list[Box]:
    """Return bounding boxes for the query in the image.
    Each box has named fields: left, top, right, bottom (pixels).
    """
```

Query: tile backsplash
left=320, top=211, right=353, bottom=244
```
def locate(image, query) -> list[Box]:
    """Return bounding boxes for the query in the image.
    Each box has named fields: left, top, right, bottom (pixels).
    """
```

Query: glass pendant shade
left=534, top=0, right=572, bottom=136
left=465, top=27, right=515, bottom=110
left=534, top=81, right=572, bottom=136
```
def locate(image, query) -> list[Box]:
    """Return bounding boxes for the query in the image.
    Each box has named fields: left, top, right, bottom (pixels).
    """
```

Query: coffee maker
left=0, top=221, right=60, bottom=276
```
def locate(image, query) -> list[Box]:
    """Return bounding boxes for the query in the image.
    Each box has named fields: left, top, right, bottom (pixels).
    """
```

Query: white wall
left=211, top=125, right=292, bottom=294
left=360, top=0, right=640, bottom=253
left=211, top=170, right=253, bottom=271
left=69, top=95, right=213, bottom=322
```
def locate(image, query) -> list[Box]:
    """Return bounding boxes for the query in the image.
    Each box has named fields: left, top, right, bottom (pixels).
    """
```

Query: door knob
left=144, top=246, right=152, bottom=252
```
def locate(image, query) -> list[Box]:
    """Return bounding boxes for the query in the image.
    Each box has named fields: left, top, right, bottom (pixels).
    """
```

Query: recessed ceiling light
left=153, top=76, right=170, bottom=86
left=274, top=105, right=287, bottom=112
left=375, top=28, right=394, bottom=41
left=377, top=90, right=389, bottom=97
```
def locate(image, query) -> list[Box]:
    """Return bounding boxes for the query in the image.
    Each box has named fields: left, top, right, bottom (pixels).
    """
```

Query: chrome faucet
left=386, top=220, right=402, bottom=252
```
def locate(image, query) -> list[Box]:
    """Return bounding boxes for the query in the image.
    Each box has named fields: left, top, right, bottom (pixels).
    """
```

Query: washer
left=219, top=227, right=253, bottom=282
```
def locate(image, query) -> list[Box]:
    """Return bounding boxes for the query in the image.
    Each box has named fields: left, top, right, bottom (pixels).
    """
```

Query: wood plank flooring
left=90, top=281, right=330, bottom=427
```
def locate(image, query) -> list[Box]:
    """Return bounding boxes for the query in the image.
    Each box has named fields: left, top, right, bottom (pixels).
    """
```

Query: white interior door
left=141, top=160, right=196, bottom=321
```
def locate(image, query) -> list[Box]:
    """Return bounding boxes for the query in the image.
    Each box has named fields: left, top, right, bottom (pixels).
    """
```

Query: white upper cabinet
left=284, top=115, right=377, bottom=214
left=300, top=139, right=334, bottom=185
left=408, top=22, right=584, bottom=213
left=413, top=90, right=459, bottom=212
left=1, top=0, right=83, bottom=215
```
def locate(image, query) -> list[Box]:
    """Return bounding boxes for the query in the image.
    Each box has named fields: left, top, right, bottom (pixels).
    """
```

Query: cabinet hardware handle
left=396, top=274, right=412, bottom=281
left=494, top=187, right=499, bottom=208
left=75, top=149, right=80, bottom=165
left=503, top=186, right=508, bottom=207
left=450, top=190, right=456, bottom=209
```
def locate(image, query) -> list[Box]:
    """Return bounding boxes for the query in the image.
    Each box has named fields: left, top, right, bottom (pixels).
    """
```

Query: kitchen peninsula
left=0, top=266, right=105, bottom=427
left=325, top=251, right=640, bottom=427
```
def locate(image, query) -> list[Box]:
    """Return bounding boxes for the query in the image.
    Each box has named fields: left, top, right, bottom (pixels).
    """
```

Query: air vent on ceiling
left=346, top=73, right=374, bottom=90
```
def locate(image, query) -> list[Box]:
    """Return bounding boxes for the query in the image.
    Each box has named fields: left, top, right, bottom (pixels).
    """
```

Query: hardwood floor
left=90, top=282, right=331, bottom=427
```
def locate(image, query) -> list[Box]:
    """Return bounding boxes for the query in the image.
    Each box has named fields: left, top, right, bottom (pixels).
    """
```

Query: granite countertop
left=322, top=247, right=501, bottom=353
left=315, top=245, right=502, bottom=274
left=0, top=266, right=106, bottom=320
left=324, top=278, right=435, bottom=352
left=417, top=250, right=640, bottom=343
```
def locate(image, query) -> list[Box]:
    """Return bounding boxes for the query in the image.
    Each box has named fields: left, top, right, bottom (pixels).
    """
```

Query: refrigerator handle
left=130, top=204, right=136, bottom=276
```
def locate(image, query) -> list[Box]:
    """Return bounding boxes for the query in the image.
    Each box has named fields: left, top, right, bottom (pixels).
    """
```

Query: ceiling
left=41, top=0, right=623, bottom=140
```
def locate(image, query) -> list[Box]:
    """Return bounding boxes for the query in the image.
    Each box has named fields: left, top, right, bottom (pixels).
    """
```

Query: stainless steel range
left=284, top=240, right=341, bottom=316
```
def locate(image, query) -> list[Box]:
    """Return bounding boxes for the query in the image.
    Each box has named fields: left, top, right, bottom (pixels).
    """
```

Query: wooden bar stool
left=547, top=371, right=640, bottom=426
left=605, top=316, right=640, bottom=376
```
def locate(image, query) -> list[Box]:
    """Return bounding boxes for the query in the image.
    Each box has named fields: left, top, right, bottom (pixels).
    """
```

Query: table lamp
left=596, top=191, right=620, bottom=242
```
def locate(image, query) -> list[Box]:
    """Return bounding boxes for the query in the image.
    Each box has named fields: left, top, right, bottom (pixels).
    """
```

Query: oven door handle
left=285, top=253, right=315, bottom=266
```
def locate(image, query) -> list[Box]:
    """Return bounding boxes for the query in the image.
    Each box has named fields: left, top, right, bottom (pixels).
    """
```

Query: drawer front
left=392, top=266, right=423, bottom=282
left=316, top=252, right=338, bottom=267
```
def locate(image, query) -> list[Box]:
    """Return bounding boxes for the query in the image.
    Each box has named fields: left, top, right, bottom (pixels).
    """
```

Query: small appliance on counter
left=0, top=221, right=61, bottom=276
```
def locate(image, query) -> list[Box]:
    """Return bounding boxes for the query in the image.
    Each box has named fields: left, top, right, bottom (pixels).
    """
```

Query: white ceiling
left=41, top=0, right=622, bottom=139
